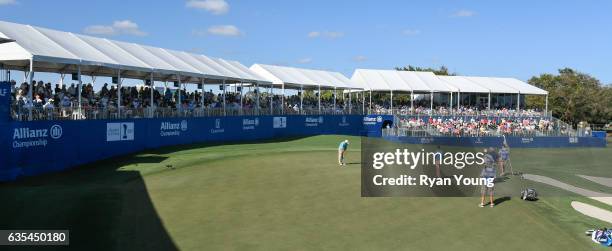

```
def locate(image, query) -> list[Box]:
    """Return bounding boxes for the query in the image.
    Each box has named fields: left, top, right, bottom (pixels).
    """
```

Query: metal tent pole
left=348, top=88, right=351, bottom=114
left=362, top=90, right=365, bottom=114
left=77, top=65, right=82, bottom=116
left=333, top=87, right=336, bottom=113
left=281, top=83, right=285, bottom=114
left=222, top=79, right=226, bottom=116
left=177, top=75, right=182, bottom=114
left=545, top=94, right=548, bottom=116
left=430, top=91, right=433, bottom=115
left=255, top=82, right=260, bottom=115
left=200, top=78, right=205, bottom=111
left=517, top=92, right=520, bottom=111
left=410, top=90, right=414, bottom=114
left=150, top=72, right=154, bottom=117
left=390, top=90, right=393, bottom=114
left=369, top=90, right=372, bottom=112
left=117, top=70, right=121, bottom=118
left=450, top=91, right=453, bottom=112
left=300, top=85, right=304, bottom=114
left=27, top=59, right=33, bottom=120
left=318, top=85, right=321, bottom=114
left=457, top=91, right=460, bottom=108
left=269, top=84, right=273, bottom=115
left=488, top=92, right=491, bottom=111
left=240, top=82, right=244, bottom=115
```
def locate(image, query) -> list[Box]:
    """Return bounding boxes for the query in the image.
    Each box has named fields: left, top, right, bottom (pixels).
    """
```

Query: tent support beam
left=318, top=85, right=321, bottom=114
left=450, top=91, right=453, bottom=113
left=27, top=58, right=33, bottom=120
left=390, top=90, right=393, bottom=114
left=488, top=92, right=491, bottom=111
left=410, top=90, right=414, bottom=114
left=348, top=88, right=351, bottom=115
left=300, top=85, right=304, bottom=115
left=178, top=74, right=182, bottom=114
left=545, top=94, right=548, bottom=116
left=332, top=87, right=336, bottom=114
left=281, top=84, right=285, bottom=114
left=77, top=65, right=82, bottom=116
left=150, top=72, right=154, bottom=118
left=362, top=90, right=365, bottom=114
left=516, top=92, right=520, bottom=111
left=430, top=91, right=433, bottom=115
left=222, top=79, right=226, bottom=116
left=369, top=90, right=372, bottom=113
left=117, top=70, right=121, bottom=118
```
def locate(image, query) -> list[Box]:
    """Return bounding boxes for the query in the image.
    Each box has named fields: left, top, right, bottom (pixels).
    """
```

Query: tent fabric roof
left=249, top=64, right=356, bottom=89
left=351, top=69, right=547, bottom=95
left=351, top=69, right=457, bottom=92
left=0, top=20, right=269, bottom=83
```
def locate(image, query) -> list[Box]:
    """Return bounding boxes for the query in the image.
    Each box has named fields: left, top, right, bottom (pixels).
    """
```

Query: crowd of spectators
left=397, top=116, right=562, bottom=137
left=9, top=80, right=359, bottom=119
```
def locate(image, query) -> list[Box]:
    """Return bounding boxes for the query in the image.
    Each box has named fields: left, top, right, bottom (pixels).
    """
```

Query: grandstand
left=0, top=20, right=606, bottom=181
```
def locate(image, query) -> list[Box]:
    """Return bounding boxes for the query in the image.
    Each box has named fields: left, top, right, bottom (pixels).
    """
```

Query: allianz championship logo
left=338, top=116, right=350, bottom=127
left=12, top=124, right=63, bottom=148
left=363, top=116, right=383, bottom=125
left=305, top=116, right=324, bottom=127
left=160, top=120, right=188, bottom=137
left=242, top=118, right=259, bottom=130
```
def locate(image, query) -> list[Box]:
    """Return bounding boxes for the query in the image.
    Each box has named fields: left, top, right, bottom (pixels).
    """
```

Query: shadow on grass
left=0, top=136, right=316, bottom=251
left=494, top=196, right=512, bottom=205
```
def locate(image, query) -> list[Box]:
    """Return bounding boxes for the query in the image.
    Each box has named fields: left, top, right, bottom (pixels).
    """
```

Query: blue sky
left=1, top=0, right=611, bottom=84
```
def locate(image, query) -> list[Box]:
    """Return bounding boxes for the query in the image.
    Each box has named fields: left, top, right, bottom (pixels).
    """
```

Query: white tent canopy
left=249, top=64, right=355, bottom=89
left=351, top=69, right=458, bottom=92
left=0, top=20, right=269, bottom=84
left=438, top=76, right=490, bottom=93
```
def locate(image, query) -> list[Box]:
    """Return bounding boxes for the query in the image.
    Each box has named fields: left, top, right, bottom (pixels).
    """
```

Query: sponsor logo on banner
left=12, top=124, right=63, bottom=148
left=210, top=118, right=225, bottom=134
left=160, top=120, right=188, bottom=137
left=569, top=137, right=578, bottom=144
left=242, top=118, right=259, bottom=130
left=273, top=117, right=286, bottom=129
left=521, top=137, right=533, bottom=144
left=305, top=116, right=324, bottom=127
left=420, top=137, right=434, bottom=144
left=474, top=137, right=483, bottom=144
left=363, top=116, right=378, bottom=125
left=107, top=122, right=134, bottom=142
left=0, top=88, right=7, bottom=97
left=338, top=116, right=350, bottom=127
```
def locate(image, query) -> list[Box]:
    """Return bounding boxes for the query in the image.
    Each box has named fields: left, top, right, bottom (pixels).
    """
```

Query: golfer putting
left=338, top=139, right=349, bottom=166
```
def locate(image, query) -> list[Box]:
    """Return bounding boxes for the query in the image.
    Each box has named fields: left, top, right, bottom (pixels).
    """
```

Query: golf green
left=0, top=135, right=610, bottom=250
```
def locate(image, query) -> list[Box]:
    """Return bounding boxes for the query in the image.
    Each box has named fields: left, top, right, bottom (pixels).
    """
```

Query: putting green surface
left=1, top=135, right=610, bottom=250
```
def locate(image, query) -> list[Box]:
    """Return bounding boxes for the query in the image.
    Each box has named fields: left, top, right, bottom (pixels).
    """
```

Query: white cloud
left=451, top=9, right=475, bottom=17
left=307, top=31, right=344, bottom=39
left=402, top=29, right=421, bottom=36
left=84, top=20, right=147, bottom=36
left=0, top=0, right=16, bottom=5
left=206, top=25, right=242, bottom=36
left=186, top=0, right=229, bottom=15
left=353, top=55, right=367, bottom=62
left=297, top=58, right=312, bottom=64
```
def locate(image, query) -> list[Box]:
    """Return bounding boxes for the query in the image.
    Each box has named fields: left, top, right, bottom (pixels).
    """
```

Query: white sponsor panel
left=12, top=124, right=63, bottom=148
left=242, top=118, right=259, bottom=130
left=0, top=88, right=7, bottom=96
left=107, top=122, right=134, bottom=142
left=160, top=120, right=188, bottom=137
left=273, top=117, right=286, bottom=129
left=305, top=116, right=324, bottom=127
left=521, top=137, right=533, bottom=144
left=210, top=118, right=225, bottom=134
left=569, top=137, right=578, bottom=144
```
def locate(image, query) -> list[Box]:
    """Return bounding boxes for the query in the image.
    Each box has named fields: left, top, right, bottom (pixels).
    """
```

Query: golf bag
left=520, top=188, right=538, bottom=201
left=586, top=228, right=612, bottom=247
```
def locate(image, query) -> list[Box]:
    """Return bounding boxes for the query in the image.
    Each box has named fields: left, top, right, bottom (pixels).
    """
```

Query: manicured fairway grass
left=0, top=135, right=610, bottom=250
